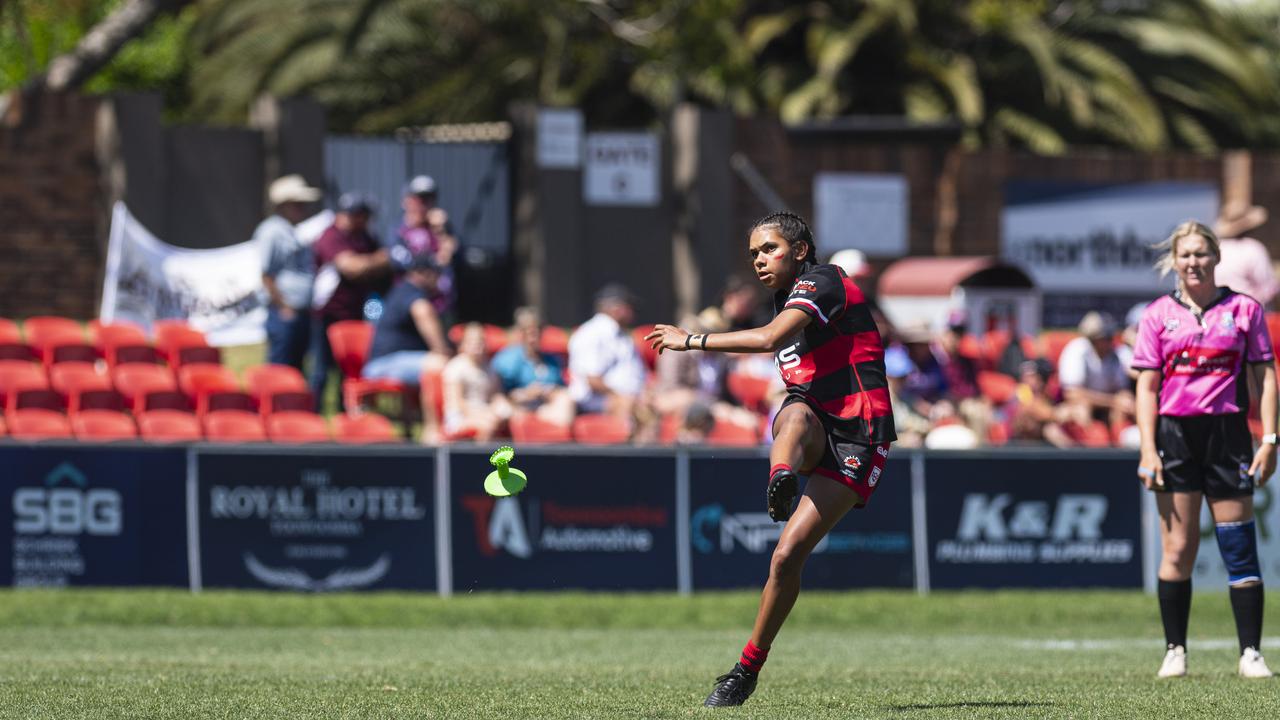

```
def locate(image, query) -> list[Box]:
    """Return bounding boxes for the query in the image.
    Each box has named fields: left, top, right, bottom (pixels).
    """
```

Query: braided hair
left=750, top=211, right=816, bottom=264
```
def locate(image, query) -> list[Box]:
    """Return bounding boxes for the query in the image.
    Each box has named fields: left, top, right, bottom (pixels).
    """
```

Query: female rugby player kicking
left=1133, top=221, right=1277, bottom=679
left=647, top=212, right=895, bottom=707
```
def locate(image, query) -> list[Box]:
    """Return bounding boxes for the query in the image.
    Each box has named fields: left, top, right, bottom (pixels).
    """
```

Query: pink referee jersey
left=1131, top=290, right=1274, bottom=416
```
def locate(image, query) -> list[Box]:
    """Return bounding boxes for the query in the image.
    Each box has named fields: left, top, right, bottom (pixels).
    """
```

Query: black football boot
left=766, top=468, right=798, bottom=522
left=703, top=663, right=758, bottom=707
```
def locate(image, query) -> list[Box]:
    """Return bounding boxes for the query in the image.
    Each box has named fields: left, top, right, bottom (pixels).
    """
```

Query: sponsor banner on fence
left=0, top=446, right=186, bottom=587
left=926, top=455, right=1143, bottom=588
left=101, top=202, right=268, bottom=346
left=451, top=451, right=677, bottom=590
left=689, top=453, right=913, bottom=589
left=196, top=452, right=434, bottom=591
left=1002, top=181, right=1215, bottom=293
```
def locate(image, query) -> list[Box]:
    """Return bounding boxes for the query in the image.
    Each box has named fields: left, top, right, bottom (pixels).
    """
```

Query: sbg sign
left=12, top=463, right=122, bottom=536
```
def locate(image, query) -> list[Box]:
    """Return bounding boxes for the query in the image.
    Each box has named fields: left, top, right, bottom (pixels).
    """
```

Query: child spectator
left=442, top=323, right=511, bottom=441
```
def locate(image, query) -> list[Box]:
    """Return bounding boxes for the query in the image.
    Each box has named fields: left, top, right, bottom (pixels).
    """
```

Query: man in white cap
left=1215, top=200, right=1278, bottom=308
left=256, top=174, right=323, bottom=370
left=398, top=174, right=458, bottom=322
left=1058, top=310, right=1135, bottom=431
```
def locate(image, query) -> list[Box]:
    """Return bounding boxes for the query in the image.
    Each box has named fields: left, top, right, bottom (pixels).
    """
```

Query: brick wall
left=0, top=92, right=106, bottom=320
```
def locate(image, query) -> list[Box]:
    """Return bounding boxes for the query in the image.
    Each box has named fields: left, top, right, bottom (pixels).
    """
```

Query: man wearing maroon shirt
left=308, top=192, right=394, bottom=406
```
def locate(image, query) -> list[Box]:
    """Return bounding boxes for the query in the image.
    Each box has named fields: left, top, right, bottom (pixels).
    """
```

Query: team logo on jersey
left=1220, top=313, right=1235, bottom=331
left=867, top=466, right=882, bottom=488
left=1163, top=317, right=1180, bottom=332
left=843, top=455, right=862, bottom=470
left=792, top=280, right=817, bottom=294
left=875, top=445, right=889, bottom=458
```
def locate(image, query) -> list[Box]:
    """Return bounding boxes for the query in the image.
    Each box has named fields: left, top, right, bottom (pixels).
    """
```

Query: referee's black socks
left=1158, top=578, right=1192, bottom=649
left=1230, top=583, right=1264, bottom=654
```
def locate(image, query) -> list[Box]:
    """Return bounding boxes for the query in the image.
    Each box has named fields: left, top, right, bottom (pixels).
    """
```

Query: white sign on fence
left=537, top=108, right=583, bottom=169
left=583, top=132, right=659, bottom=207
left=813, top=173, right=909, bottom=256
left=1002, top=181, right=1217, bottom=293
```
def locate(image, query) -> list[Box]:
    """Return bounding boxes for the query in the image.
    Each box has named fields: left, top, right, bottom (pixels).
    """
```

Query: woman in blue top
left=491, top=307, right=575, bottom=427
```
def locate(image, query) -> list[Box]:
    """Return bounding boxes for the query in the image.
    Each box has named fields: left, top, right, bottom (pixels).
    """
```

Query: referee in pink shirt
left=1133, top=220, right=1277, bottom=679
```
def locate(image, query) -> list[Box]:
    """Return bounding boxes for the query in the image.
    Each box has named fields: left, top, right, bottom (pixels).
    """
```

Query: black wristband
left=684, top=334, right=693, bottom=350
left=700, top=333, right=709, bottom=350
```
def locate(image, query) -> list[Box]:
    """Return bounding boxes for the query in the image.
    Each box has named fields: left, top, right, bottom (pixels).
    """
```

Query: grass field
left=0, top=589, right=1277, bottom=719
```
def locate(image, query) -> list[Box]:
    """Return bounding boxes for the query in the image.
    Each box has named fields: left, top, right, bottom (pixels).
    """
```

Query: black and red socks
left=739, top=641, right=768, bottom=674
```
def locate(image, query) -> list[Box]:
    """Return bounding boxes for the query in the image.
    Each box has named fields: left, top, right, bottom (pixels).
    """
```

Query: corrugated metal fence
left=324, top=136, right=510, bottom=254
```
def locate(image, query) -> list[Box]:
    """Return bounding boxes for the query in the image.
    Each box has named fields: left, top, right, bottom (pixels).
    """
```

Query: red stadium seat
left=0, top=360, right=60, bottom=414
left=23, top=316, right=94, bottom=367
left=178, top=364, right=253, bottom=416
left=203, top=409, right=267, bottom=443
left=152, top=319, right=200, bottom=344
left=112, top=364, right=187, bottom=414
left=93, top=322, right=160, bottom=369
left=333, top=413, right=399, bottom=444
left=7, top=408, right=72, bottom=440
left=976, top=370, right=1018, bottom=406
left=71, top=409, right=137, bottom=441
left=51, top=363, right=123, bottom=413
left=22, top=316, right=83, bottom=344
left=155, top=324, right=218, bottom=367
left=328, top=320, right=375, bottom=379
left=0, top=318, right=37, bottom=362
left=245, top=365, right=313, bottom=414
left=509, top=413, right=572, bottom=444
left=538, top=325, right=570, bottom=356
left=727, top=372, right=773, bottom=412
left=706, top=420, right=760, bottom=447
left=136, top=409, right=202, bottom=442
left=0, top=413, right=6, bottom=437
left=632, top=325, right=658, bottom=370
left=658, top=413, right=682, bottom=443
left=267, top=411, right=331, bottom=443
left=572, top=413, right=631, bottom=445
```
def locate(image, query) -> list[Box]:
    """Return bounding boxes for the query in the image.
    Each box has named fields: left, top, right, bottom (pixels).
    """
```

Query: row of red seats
left=0, top=317, right=221, bottom=370
left=0, top=407, right=398, bottom=443
left=0, top=359, right=314, bottom=418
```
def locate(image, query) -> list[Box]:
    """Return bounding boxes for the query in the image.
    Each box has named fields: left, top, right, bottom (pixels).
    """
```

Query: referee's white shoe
left=1157, top=645, right=1187, bottom=678
left=1239, top=647, right=1274, bottom=679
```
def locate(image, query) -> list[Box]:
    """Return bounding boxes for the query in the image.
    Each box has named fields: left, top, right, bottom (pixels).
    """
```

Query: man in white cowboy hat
left=1215, top=200, right=1278, bottom=307
left=256, top=174, right=323, bottom=370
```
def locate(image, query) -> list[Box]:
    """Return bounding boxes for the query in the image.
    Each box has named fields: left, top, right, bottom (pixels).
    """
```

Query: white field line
left=1010, top=637, right=1280, bottom=651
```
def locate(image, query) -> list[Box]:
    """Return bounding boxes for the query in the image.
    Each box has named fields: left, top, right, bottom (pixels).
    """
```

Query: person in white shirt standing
left=256, top=175, right=322, bottom=370
left=568, top=284, right=647, bottom=427
left=1058, top=311, right=1136, bottom=432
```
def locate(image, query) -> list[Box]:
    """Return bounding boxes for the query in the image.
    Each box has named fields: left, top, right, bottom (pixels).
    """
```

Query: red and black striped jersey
left=772, top=263, right=896, bottom=443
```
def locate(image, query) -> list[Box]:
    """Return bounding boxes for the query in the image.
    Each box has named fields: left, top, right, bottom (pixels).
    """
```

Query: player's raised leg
left=1155, top=490, right=1201, bottom=678
left=765, top=401, right=827, bottom=522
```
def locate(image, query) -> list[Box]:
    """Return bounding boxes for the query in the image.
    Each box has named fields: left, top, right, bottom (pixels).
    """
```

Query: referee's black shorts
left=1157, top=413, right=1256, bottom=498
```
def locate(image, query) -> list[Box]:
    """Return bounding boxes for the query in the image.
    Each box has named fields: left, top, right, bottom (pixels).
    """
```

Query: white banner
left=1002, top=181, right=1217, bottom=292
left=100, top=202, right=269, bottom=346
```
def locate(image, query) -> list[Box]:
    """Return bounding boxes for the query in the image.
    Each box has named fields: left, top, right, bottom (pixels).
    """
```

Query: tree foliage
left=10, top=0, right=1280, bottom=152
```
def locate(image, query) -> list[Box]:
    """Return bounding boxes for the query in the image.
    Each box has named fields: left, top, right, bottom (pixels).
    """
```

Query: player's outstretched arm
left=645, top=309, right=811, bottom=355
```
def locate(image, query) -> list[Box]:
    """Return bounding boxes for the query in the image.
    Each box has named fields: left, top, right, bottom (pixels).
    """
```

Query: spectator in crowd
left=1215, top=201, right=1278, bottom=307
left=885, top=342, right=929, bottom=447
left=897, top=320, right=947, bottom=416
left=397, top=175, right=458, bottom=321
left=828, top=248, right=872, bottom=283
left=652, top=310, right=758, bottom=434
left=1058, top=311, right=1136, bottom=429
left=1007, top=359, right=1075, bottom=447
left=362, top=252, right=452, bottom=441
left=442, top=323, right=512, bottom=442
left=934, top=309, right=979, bottom=401
left=310, top=192, right=393, bottom=406
left=492, top=307, right=575, bottom=428
left=701, top=276, right=767, bottom=333
left=256, top=174, right=322, bottom=370
left=675, top=401, right=716, bottom=444
left=568, top=284, right=647, bottom=428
